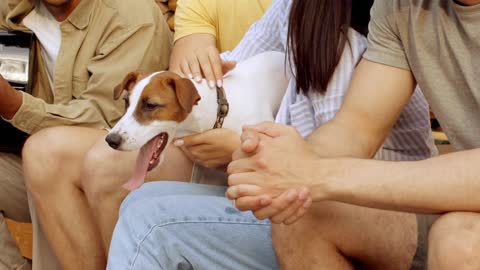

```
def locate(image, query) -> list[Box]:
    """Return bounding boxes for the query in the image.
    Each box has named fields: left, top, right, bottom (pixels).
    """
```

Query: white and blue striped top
left=222, top=0, right=437, bottom=161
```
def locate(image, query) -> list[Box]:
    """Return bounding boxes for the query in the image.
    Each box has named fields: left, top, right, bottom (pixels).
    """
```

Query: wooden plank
left=5, top=218, right=33, bottom=260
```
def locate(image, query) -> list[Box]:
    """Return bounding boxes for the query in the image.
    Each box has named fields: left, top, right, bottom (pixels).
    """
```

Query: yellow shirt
left=174, top=0, right=271, bottom=52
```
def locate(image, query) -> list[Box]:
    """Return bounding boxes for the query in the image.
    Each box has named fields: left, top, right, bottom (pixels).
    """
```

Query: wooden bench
left=6, top=218, right=32, bottom=259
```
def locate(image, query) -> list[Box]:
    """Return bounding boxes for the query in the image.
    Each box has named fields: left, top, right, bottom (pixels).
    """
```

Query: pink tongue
left=123, top=136, right=160, bottom=191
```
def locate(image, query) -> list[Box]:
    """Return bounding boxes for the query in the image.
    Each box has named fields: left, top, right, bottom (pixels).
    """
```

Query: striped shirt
left=222, top=0, right=437, bottom=161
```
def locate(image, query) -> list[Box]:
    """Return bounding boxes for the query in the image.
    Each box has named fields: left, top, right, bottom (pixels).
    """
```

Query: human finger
left=252, top=189, right=299, bottom=220
left=270, top=193, right=307, bottom=224
left=173, top=132, right=207, bottom=148
left=246, top=122, right=298, bottom=138
left=234, top=195, right=273, bottom=212
left=207, top=49, right=224, bottom=87
left=222, top=61, right=237, bottom=74
left=197, top=52, right=216, bottom=88
left=284, top=197, right=313, bottom=225
left=188, top=144, right=215, bottom=159
left=187, top=54, right=203, bottom=83
left=179, top=60, right=193, bottom=79
left=225, top=184, right=263, bottom=199
left=226, top=159, right=257, bottom=176
left=240, top=128, right=261, bottom=153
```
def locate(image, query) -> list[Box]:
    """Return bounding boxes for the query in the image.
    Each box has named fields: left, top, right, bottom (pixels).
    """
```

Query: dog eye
left=143, top=100, right=164, bottom=111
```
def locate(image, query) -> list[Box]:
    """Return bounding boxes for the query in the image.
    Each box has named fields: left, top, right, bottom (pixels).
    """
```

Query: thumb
left=244, top=122, right=292, bottom=138
left=240, top=128, right=261, bottom=153
left=174, top=133, right=204, bottom=147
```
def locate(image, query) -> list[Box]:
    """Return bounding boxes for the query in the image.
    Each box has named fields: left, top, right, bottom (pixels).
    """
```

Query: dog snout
left=105, top=133, right=123, bottom=149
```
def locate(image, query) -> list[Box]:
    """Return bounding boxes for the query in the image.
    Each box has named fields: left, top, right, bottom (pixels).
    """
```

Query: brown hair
left=287, top=0, right=374, bottom=95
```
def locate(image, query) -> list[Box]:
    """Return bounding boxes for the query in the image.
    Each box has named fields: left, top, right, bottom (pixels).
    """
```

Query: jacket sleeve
left=10, top=21, right=173, bottom=134
left=0, top=1, right=11, bottom=30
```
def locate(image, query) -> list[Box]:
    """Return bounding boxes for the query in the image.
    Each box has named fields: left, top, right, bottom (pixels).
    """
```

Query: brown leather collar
left=213, top=86, right=229, bottom=129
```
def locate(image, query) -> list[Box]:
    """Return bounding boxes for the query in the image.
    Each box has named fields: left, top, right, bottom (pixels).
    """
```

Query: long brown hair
left=287, top=0, right=374, bottom=95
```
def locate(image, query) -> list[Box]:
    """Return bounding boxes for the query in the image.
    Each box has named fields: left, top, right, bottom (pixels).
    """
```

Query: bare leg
left=23, top=127, right=107, bottom=270
left=81, top=137, right=193, bottom=254
left=24, top=127, right=194, bottom=270
left=428, top=212, right=480, bottom=270
left=272, top=202, right=418, bottom=270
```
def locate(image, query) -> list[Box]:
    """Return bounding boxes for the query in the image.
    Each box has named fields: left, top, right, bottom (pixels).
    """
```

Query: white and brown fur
left=107, top=51, right=289, bottom=165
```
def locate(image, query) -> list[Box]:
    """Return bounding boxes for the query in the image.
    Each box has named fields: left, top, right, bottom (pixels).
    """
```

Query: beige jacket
left=0, top=0, right=172, bottom=133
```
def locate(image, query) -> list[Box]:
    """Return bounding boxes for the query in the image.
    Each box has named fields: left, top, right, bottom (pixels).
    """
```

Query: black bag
left=0, top=31, right=35, bottom=153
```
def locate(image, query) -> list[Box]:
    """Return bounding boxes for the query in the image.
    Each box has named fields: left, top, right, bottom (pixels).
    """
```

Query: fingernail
left=217, top=80, right=223, bottom=88
left=209, top=80, right=215, bottom=89
left=260, top=197, right=270, bottom=206
left=188, top=74, right=193, bottom=79
left=298, top=188, right=309, bottom=200
left=286, top=190, right=297, bottom=201
left=195, top=76, right=202, bottom=82
left=173, top=139, right=184, bottom=147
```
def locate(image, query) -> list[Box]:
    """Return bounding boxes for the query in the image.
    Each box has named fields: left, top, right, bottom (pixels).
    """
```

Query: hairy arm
left=319, top=149, right=480, bottom=213
left=307, top=60, right=480, bottom=213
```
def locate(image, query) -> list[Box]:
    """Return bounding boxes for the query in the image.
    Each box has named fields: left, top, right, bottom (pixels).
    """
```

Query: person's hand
left=226, top=122, right=320, bottom=224
left=178, top=45, right=236, bottom=88
left=0, top=74, right=22, bottom=119
left=174, top=128, right=241, bottom=168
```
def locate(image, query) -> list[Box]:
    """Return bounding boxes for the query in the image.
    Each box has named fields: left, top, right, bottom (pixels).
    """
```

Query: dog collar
left=213, top=86, right=229, bottom=129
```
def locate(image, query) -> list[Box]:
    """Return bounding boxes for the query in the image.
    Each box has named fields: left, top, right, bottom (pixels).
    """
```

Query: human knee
left=81, top=143, right=127, bottom=200
left=23, top=127, right=74, bottom=192
left=271, top=218, right=320, bottom=255
left=429, top=212, right=480, bottom=270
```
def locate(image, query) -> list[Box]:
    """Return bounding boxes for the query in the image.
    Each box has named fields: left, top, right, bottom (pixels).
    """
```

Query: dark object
left=287, top=0, right=374, bottom=95
left=105, top=133, right=122, bottom=149
left=0, top=31, right=35, bottom=153
left=213, top=86, right=229, bottom=129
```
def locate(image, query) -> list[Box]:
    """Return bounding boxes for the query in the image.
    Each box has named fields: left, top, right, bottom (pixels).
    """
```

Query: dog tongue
left=123, top=136, right=160, bottom=191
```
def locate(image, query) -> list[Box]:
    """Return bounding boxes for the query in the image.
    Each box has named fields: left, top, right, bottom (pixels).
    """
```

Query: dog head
left=106, top=71, right=200, bottom=174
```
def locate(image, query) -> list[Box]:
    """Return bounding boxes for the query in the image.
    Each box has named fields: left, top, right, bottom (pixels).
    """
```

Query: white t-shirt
left=23, top=1, right=61, bottom=90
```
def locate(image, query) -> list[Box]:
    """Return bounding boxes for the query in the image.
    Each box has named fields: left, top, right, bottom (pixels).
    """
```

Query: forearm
left=0, top=77, right=23, bottom=119
left=315, top=149, right=480, bottom=213
left=306, top=118, right=380, bottom=159
left=9, top=92, right=119, bottom=134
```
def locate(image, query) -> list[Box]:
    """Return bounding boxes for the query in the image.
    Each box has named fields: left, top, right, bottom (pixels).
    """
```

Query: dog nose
left=105, top=133, right=123, bottom=149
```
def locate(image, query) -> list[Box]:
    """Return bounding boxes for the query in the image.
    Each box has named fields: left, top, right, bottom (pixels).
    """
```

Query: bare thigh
left=82, top=137, right=195, bottom=193
left=273, top=201, right=418, bottom=270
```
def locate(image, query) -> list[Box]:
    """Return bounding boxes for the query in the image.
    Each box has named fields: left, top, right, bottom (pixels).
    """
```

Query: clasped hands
left=226, top=122, right=319, bottom=225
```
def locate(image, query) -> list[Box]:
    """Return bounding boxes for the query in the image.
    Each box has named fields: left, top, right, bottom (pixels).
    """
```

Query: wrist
left=309, top=158, right=344, bottom=202
left=0, top=83, right=23, bottom=120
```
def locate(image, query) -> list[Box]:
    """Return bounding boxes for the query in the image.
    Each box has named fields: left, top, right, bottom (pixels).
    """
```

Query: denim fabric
left=108, top=182, right=278, bottom=270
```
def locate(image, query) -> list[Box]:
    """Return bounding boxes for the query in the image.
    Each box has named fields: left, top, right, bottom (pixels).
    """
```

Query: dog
left=106, top=51, right=289, bottom=190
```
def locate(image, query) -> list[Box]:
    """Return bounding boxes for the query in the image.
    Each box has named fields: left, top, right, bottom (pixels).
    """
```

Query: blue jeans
left=107, top=182, right=278, bottom=270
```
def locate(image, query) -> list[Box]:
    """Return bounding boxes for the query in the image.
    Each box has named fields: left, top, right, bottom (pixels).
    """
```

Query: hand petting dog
left=174, top=128, right=241, bottom=169
left=226, top=122, right=316, bottom=225
left=177, top=45, right=236, bottom=88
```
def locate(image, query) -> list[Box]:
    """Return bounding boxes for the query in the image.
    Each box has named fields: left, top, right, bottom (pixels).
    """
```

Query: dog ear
left=173, top=78, right=201, bottom=113
left=113, top=72, right=141, bottom=100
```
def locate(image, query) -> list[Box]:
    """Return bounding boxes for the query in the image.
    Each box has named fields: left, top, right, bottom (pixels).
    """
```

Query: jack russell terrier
left=106, top=51, right=289, bottom=190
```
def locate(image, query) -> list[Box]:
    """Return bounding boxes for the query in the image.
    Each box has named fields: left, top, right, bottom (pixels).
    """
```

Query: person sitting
left=107, top=0, right=439, bottom=269
left=0, top=0, right=172, bottom=269
left=21, top=1, right=270, bottom=270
